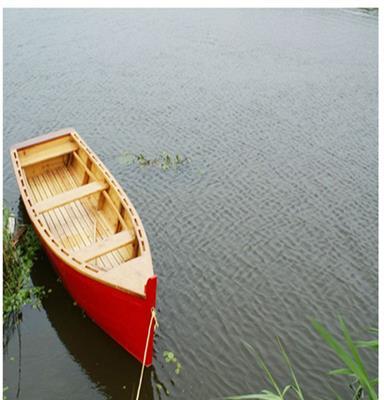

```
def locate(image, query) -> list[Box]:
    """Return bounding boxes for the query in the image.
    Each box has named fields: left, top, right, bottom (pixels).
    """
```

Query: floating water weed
left=155, top=383, right=170, bottom=396
left=119, top=152, right=188, bottom=171
left=163, top=350, right=182, bottom=375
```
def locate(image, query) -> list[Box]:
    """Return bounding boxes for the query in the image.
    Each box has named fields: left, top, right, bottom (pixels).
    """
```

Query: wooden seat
left=72, top=230, right=135, bottom=263
left=19, top=141, right=78, bottom=167
left=100, top=255, right=154, bottom=296
left=35, top=181, right=108, bottom=214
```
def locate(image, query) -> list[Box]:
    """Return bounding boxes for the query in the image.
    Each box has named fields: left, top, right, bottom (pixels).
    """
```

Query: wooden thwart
left=101, top=256, right=153, bottom=296
left=35, top=181, right=108, bottom=214
left=20, top=141, right=78, bottom=168
left=72, top=230, right=135, bottom=263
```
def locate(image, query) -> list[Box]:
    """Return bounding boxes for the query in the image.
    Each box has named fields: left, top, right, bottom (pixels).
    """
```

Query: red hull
left=41, top=241, right=157, bottom=366
left=10, top=129, right=157, bottom=366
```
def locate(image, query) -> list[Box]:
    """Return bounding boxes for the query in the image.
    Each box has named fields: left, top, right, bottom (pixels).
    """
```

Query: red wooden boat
left=10, top=128, right=157, bottom=366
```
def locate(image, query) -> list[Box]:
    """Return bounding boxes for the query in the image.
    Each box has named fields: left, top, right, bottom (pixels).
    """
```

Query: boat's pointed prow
left=145, top=276, right=157, bottom=305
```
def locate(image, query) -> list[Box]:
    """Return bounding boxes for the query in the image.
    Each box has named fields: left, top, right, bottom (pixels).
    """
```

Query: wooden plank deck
left=28, top=165, right=129, bottom=271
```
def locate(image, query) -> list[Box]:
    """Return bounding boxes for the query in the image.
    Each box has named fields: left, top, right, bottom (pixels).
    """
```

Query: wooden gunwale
left=11, top=128, right=153, bottom=298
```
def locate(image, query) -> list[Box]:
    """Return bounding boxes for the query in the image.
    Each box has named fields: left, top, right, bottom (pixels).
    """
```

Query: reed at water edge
left=3, top=206, right=44, bottom=336
left=225, top=318, right=378, bottom=400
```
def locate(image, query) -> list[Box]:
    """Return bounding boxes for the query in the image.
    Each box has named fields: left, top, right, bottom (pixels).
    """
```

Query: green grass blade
left=276, top=337, right=304, bottom=400
left=242, top=341, right=283, bottom=397
left=355, top=340, right=378, bottom=349
left=338, top=318, right=367, bottom=377
left=328, top=368, right=354, bottom=376
left=338, top=318, right=377, bottom=399
left=281, top=386, right=292, bottom=397
left=352, top=385, right=363, bottom=400
left=225, top=392, right=282, bottom=400
left=312, top=320, right=377, bottom=400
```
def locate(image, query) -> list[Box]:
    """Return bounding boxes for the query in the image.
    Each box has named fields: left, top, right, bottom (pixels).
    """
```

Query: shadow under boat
left=24, top=198, right=156, bottom=400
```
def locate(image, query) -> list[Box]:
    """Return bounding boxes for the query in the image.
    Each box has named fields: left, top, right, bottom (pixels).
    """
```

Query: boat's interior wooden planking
left=19, top=134, right=139, bottom=272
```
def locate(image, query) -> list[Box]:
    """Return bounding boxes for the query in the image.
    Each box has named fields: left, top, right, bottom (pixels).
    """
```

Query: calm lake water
left=3, top=8, right=378, bottom=400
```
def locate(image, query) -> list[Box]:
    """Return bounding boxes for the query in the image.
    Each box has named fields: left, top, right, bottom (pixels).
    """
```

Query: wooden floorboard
left=29, top=175, right=73, bottom=250
left=37, top=172, right=83, bottom=252
left=64, top=166, right=127, bottom=269
left=60, top=167, right=123, bottom=269
left=56, top=168, right=115, bottom=270
left=56, top=167, right=114, bottom=270
left=27, top=165, right=129, bottom=271
left=45, top=171, right=89, bottom=251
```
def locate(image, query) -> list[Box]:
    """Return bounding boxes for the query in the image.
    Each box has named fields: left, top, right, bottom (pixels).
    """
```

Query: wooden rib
left=73, top=151, right=97, bottom=180
left=20, top=141, right=78, bottom=167
left=72, top=230, right=135, bottom=263
left=101, top=191, right=128, bottom=231
left=35, top=181, right=108, bottom=214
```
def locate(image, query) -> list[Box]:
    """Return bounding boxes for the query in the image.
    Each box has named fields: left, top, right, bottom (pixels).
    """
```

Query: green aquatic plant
left=3, top=207, right=45, bottom=325
left=3, top=386, right=9, bottom=400
left=225, top=319, right=377, bottom=400
left=153, top=351, right=182, bottom=397
left=312, top=319, right=378, bottom=400
left=137, top=153, right=151, bottom=166
left=225, top=337, right=304, bottom=400
left=155, top=383, right=170, bottom=396
left=163, top=350, right=182, bottom=375
left=119, top=152, right=188, bottom=170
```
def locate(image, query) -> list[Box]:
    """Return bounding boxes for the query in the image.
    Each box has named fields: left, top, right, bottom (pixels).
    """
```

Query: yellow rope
left=135, top=308, right=158, bottom=400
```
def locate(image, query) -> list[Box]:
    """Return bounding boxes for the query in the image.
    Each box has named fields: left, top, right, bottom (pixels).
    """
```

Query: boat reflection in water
left=30, top=245, right=156, bottom=400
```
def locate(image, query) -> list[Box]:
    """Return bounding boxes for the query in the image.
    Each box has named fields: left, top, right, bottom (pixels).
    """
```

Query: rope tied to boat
left=135, top=308, right=158, bottom=400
